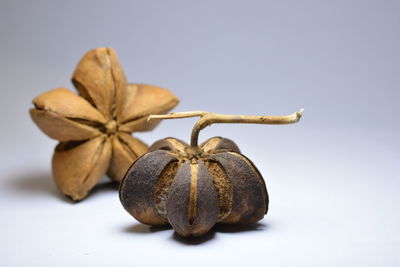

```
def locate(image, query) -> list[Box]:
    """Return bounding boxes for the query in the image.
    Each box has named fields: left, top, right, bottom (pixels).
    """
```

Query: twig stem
left=149, top=109, right=304, bottom=149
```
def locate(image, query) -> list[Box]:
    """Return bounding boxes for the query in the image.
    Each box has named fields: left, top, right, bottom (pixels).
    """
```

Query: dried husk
left=30, top=47, right=179, bottom=200
left=120, top=137, right=268, bottom=236
left=53, top=136, right=111, bottom=201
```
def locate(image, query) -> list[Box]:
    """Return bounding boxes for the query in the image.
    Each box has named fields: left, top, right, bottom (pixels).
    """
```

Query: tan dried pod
left=30, top=47, right=179, bottom=201
left=120, top=109, right=304, bottom=237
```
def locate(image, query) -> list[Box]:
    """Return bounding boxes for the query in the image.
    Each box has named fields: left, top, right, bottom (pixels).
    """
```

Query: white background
left=0, top=1, right=399, bottom=266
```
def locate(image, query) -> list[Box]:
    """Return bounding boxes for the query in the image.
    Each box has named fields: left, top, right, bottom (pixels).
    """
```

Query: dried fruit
left=29, top=47, right=179, bottom=201
left=120, top=109, right=304, bottom=237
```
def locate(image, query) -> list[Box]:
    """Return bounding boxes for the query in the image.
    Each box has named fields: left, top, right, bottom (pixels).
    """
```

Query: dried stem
left=149, top=109, right=304, bottom=150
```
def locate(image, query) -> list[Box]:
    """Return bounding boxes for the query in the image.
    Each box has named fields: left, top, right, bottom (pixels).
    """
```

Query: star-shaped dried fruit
left=29, top=47, right=179, bottom=201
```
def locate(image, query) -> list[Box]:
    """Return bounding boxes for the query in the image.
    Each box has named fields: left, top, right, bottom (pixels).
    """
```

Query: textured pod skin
left=120, top=136, right=268, bottom=237
left=119, top=150, right=177, bottom=225
left=167, top=161, right=219, bottom=237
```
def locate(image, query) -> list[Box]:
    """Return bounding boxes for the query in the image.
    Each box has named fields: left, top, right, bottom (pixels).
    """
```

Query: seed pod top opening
left=120, top=109, right=304, bottom=237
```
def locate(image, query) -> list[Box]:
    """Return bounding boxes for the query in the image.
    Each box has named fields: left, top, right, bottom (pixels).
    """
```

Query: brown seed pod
left=29, top=47, right=179, bottom=201
left=120, top=110, right=304, bottom=237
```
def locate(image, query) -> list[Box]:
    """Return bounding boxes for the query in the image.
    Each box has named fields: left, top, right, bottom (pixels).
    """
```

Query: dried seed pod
left=29, top=47, right=179, bottom=201
left=120, top=109, right=304, bottom=237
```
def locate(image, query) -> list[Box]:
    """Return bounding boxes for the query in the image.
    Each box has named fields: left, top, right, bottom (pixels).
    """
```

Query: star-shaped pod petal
left=30, top=87, right=106, bottom=141
left=30, top=47, right=179, bottom=201
left=72, top=47, right=127, bottom=120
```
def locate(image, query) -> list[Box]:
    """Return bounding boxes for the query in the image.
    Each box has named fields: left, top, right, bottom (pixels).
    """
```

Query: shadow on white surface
left=171, top=222, right=268, bottom=245
left=171, top=231, right=216, bottom=244
left=123, top=223, right=172, bottom=234
left=6, top=169, right=120, bottom=203
left=6, top=170, right=65, bottom=200
left=121, top=222, right=269, bottom=245
left=213, top=222, right=268, bottom=233
left=89, top=181, right=119, bottom=198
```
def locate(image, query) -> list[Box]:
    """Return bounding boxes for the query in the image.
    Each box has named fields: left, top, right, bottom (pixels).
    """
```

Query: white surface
left=1, top=128, right=399, bottom=266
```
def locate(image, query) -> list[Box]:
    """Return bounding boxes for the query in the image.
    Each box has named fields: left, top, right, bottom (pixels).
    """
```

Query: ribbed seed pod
left=120, top=109, right=303, bottom=237
left=120, top=137, right=268, bottom=237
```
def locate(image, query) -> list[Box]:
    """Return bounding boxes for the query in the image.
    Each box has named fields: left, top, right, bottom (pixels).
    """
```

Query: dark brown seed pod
left=120, top=109, right=304, bottom=237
